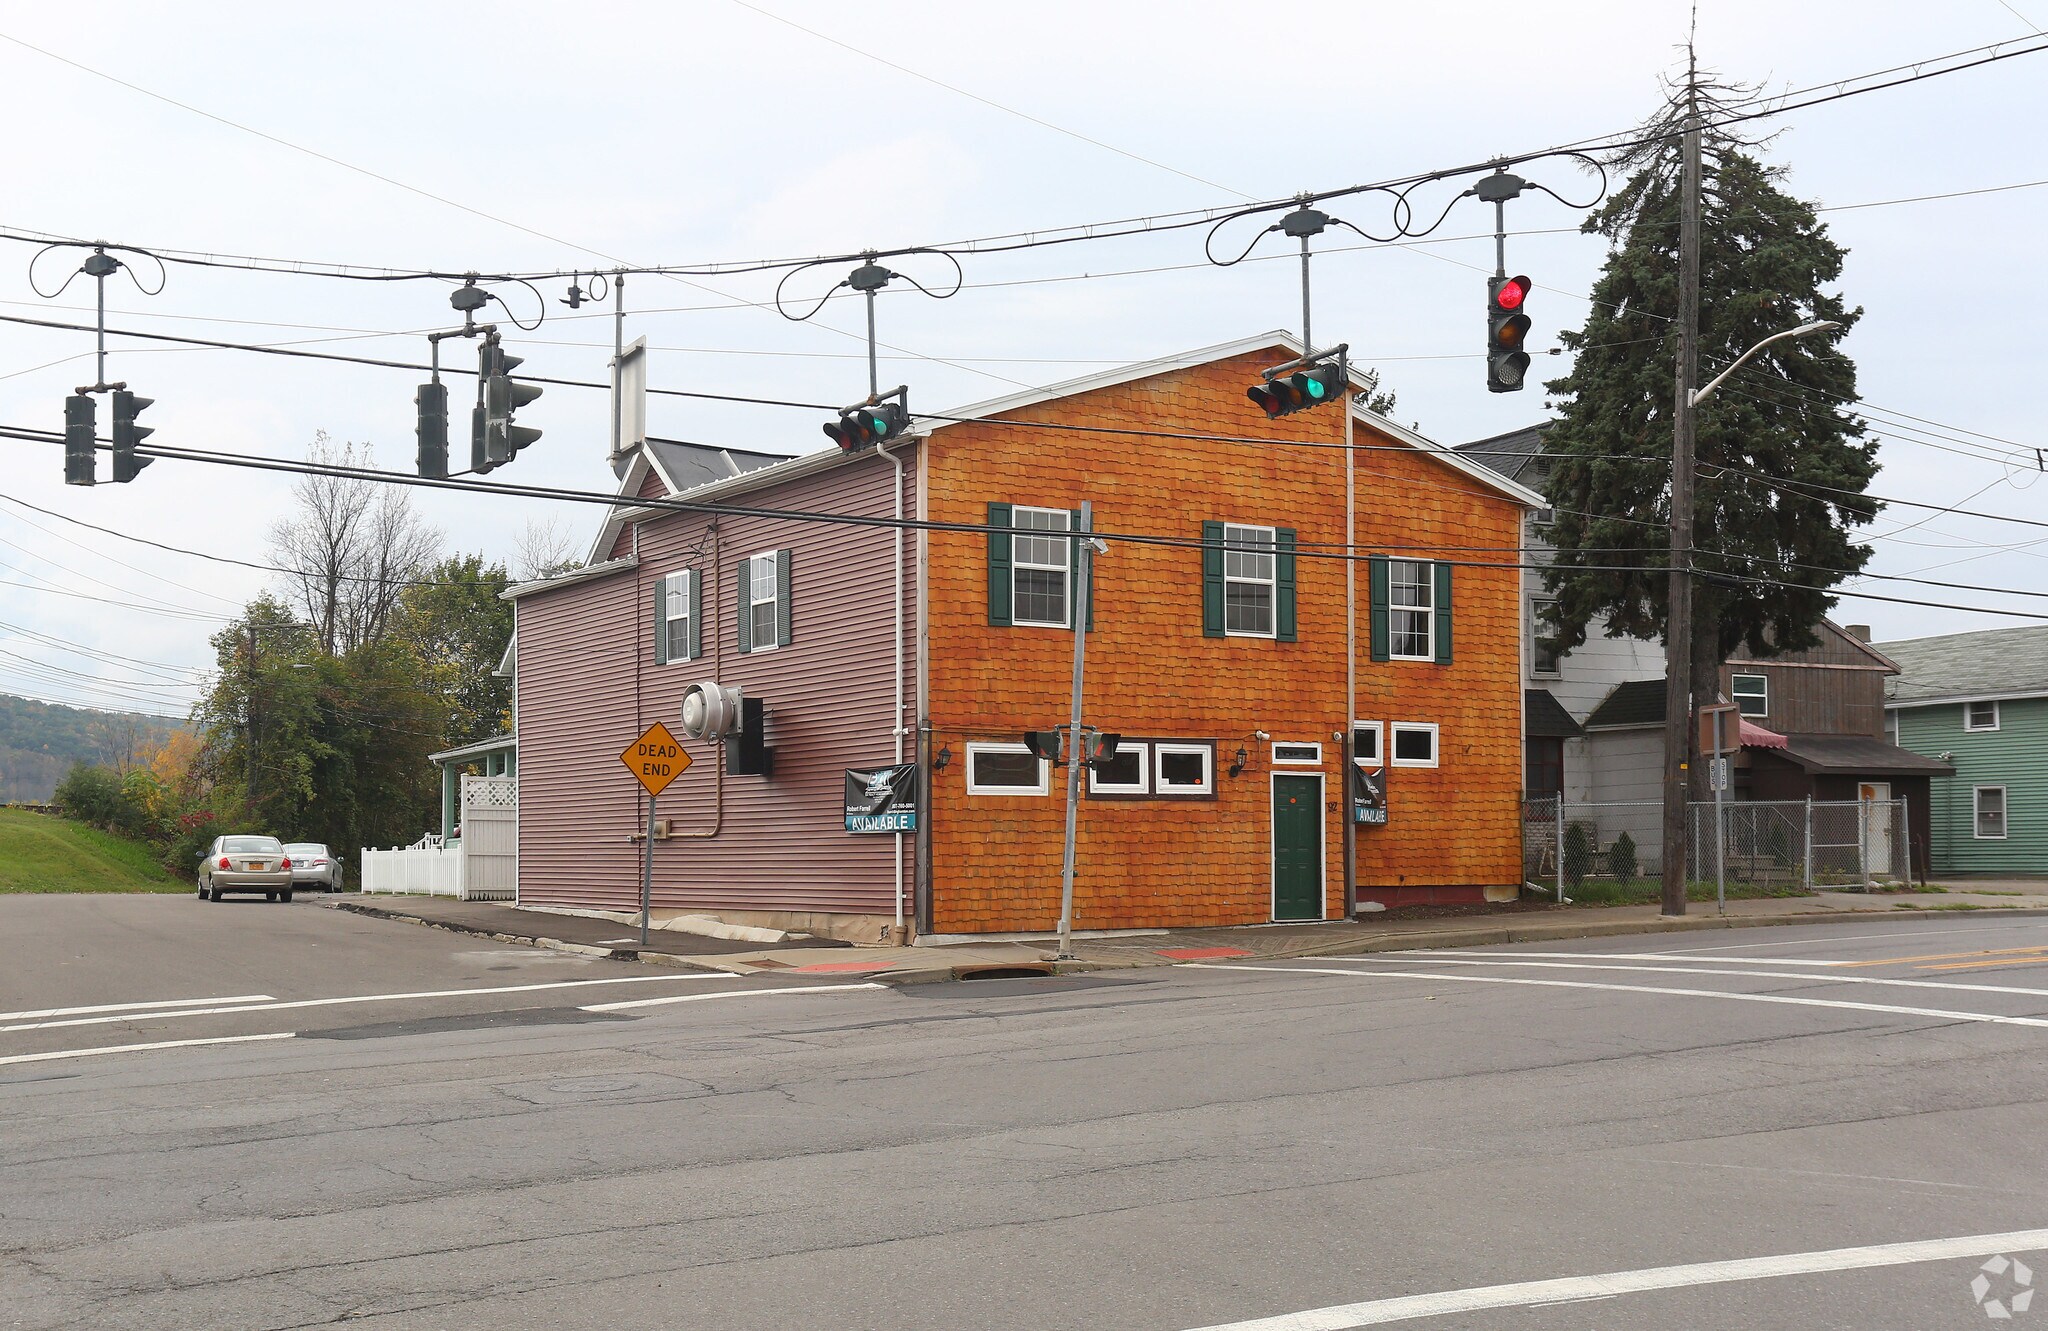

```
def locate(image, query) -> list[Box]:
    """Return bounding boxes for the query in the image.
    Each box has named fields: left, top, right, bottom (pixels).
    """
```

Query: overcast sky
left=0, top=0, right=2042, bottom=719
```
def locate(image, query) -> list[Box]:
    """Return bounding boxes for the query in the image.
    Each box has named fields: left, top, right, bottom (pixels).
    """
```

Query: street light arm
left=1689, top=319, right=1842, bottom=407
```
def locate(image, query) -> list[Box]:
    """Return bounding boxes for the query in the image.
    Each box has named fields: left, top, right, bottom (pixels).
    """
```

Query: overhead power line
left=5, top=427, right=2045, bottom=623
left=1, top=32, right=2039, bottom=289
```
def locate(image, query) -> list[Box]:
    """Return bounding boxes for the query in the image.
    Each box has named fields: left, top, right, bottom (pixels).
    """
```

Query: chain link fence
left=1523, top=796, right=1913, bottom=901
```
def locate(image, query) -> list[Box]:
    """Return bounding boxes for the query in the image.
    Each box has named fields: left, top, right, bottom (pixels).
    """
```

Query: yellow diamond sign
left=621, top=721, right=691, bottom=797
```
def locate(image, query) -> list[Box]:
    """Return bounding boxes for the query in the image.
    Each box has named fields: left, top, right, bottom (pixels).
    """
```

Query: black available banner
left=845, top=764, right=918, bottom=833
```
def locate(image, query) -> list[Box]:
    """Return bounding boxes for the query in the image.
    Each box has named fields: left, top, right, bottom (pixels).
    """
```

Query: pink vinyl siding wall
left=515, top=450, right=913, bottom=918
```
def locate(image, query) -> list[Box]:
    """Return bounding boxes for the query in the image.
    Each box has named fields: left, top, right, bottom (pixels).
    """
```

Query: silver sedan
left=197, top=835, right=296, bottom=902
left=284, top=843, right=344, bottom=892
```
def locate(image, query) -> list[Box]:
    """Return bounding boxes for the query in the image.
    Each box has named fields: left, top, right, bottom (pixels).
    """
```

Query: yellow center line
left=1917, top=956, right=2048, bottom=972
left=1837, top=946, right=2048, bottom=969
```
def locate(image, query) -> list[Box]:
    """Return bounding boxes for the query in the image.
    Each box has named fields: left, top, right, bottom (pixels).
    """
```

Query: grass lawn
left=0, top=808, right=184, bottom=893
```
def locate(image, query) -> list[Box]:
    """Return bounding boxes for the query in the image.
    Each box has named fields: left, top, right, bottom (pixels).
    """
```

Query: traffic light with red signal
left=1487, top=274, right=1533, bottom=393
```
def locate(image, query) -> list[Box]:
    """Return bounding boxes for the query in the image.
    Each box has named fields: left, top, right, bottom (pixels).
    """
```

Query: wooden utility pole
left=1659, top=104, right=1704, bottom=917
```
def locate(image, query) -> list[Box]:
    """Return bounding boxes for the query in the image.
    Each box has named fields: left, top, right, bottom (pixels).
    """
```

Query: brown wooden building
left=1580, top=621, right=1952, bottom=877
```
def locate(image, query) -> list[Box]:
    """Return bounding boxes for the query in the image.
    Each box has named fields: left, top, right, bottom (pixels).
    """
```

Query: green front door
left=1272, top=775, right=1323, bottom=921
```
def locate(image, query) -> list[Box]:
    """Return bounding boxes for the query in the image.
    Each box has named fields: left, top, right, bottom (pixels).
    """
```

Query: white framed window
left=1352, top=721, right=1383, bottom=768
left=1530, top=598, right=1562, bottom=677
left=1965, top=700, right=2000, bottom=732
left=1390, top=722, right=1439, bottom=768
left=1087, top=740, right=1150, bottom=795
left=746, top=552, right=779, bottom=652
left=1011, top=506, right=1071, bottom=627
left=1389, top=559, right=1434, bottom=660
left=1975, top=786, right=2008, bottom=839
left=1272, top=742, right=1322, bottom=766
left=1153, top=743, right=1214, bottom=796
left=1885, top=710, right=1900, bottom=746
left=1223, top=523, right=1277, bottom=637
left=1731, top=673, right=1769, bottom=717
left=966, top=742, right=1049, bottom=796
left=663, top=569, right=693, bottom=662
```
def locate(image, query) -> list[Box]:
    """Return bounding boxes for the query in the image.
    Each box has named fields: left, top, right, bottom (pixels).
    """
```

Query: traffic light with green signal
left=1248, top=358, right=1346, bottom=418
left=823, top=402, right=909, bottom=452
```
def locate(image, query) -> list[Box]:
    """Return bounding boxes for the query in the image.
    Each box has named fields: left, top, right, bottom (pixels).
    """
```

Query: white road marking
left=1340, top=955, right=2048, bottom=999
left=1657, top=924, right=2048, bottom=955
left=1421, top=949, right=1848, bottom=967
left=0, top=994, right=275, bottom=1022
left=0, top=973, right=728, bottom=1034
left=0, top=1033, right=296, bottom=1068
left=1187, top=964, right=2048, bottom=1030
left=583, top=982, right=887, bottom=1012
left=1177, top=1228, right=2048, bottom=1330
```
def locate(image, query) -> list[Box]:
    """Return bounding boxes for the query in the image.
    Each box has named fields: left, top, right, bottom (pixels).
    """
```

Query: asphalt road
left=4, top=898, right=2048, bottom=1330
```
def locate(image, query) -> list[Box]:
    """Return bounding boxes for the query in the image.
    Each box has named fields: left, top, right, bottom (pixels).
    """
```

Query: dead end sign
left=621, top=722, right=691, bottom=797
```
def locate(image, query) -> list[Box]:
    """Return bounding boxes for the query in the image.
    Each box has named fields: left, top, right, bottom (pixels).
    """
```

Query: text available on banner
left=845, top=764, right=918, bottom=833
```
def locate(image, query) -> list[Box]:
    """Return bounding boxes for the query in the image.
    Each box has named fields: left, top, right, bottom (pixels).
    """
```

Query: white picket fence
left=360, top=775, right=516, bottom=901
left=360, top=843, right=465, bottom=897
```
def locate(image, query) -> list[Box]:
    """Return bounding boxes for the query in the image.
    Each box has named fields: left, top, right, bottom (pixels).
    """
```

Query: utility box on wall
left=727, top=695, right=771, bottom=777
left=681, top=681, right=773, bottom=778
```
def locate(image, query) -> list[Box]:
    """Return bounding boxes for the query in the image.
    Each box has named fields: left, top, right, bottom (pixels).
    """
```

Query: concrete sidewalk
left=331, top=887, right=2048, bottom=983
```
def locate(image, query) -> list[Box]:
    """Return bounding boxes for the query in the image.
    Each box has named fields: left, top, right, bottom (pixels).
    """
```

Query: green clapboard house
left=1881, top=626, right=2048, bottom=875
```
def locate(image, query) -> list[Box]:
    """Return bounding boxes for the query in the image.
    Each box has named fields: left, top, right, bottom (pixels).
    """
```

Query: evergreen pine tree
left=1541, top=74, right=1880, bottom=748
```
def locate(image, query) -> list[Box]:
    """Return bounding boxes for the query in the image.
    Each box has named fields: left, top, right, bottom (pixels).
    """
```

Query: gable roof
left=1453, top=422, right=1552, bottom=486
left=1583, top=679, right=1667, bottom=729
left=1878, top=625, right=2048, bottom=706
left=927, top=331, right=1547, bottom=509
left=588, top=439, right=792, bottom=565
left=1524, top=688, right=1583, bottom=738
left=581, top=332, right=1547, bottom=568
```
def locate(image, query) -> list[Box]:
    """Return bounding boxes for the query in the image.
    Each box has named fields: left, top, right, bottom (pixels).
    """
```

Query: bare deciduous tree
left=511, top=516, right=582, bottom=582
left=270, top=433, right=442, bottom=654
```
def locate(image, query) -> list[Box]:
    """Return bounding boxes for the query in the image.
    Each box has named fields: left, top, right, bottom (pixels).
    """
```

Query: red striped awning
left=1739, top=719, right=1788, bottom=749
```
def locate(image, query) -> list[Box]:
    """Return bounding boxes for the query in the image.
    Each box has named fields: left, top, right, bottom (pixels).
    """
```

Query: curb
left=1087, top=903, right=2048, bottom=968
left=328, top=900, right=724, bottom=972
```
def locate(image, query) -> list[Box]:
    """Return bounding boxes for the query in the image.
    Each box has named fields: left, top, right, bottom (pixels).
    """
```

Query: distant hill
left=0, top=808, right=183, bottom=892
left=0, top=694, right=184, bottom=803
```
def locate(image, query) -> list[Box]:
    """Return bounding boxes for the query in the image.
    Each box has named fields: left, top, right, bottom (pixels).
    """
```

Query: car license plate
left=244, top=861, right=267, bottom=871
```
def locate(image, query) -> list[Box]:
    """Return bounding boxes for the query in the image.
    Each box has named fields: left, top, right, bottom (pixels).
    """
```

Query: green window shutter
left=652, top=574, right=669, bottom=666
left=1369, top=555, right=1390, bottom=662
left=1069, top=508, right=1093, bottom=631
left=735, top=558, right=753, bottom=654
left=1201, top=520, right=1225, bottom=638
left=987, top=502, right=1013, bottom=627
left=775, top=549, right=793, bottom=647
left=1433, top=561, right=1454, bottom=664
left=686, top=569, right=702, bottom=660
left=1275, top=527, right=1297, bottom=642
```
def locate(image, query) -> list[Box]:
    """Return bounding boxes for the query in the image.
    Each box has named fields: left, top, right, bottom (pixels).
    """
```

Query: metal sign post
left=1699, top=703, right=1738, bottom=915
left=620, top=722, right=691, bottom=947
left=1055, top=502, right=1102, bottom=961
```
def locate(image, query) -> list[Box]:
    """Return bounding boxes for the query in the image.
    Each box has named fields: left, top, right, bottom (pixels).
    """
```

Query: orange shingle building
left=917, top=334, right=1541, bottom=933
left=509, top=333, right=1542, bottom=942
